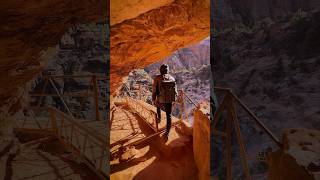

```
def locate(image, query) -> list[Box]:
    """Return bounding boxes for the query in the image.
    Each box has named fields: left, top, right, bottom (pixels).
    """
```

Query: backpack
left=158, top=74, right=177, bottom=103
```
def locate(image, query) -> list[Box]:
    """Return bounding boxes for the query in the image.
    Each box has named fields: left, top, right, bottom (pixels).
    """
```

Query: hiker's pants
left=156, top=103, right=172, bottom=134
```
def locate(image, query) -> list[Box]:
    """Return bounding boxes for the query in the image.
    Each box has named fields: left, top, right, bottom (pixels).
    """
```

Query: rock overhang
left=110, top=0, right=210, bottom=94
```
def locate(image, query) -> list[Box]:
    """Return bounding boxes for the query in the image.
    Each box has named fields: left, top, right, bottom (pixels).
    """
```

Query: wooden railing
left=212, top=87, right=281, bottom=180
left=30, top=75, right=107, bottom=121
left=13, top=107, right=51, bottom=130
left=125, top=97, right=159, bottom=132
left=121, top=83, right=196, bottom=127
left=48, top=107, right=108, bottom=179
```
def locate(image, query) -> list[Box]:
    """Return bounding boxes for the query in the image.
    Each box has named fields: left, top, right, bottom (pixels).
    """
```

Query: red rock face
left=110, top=0, right=174, bottom=25
left=110, top=0, right=210, bottom=94
left=0, top=0, right=107, bottom=112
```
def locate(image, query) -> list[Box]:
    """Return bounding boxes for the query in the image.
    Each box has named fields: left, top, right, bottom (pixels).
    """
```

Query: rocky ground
left=213, top=9, right=320, bottom=179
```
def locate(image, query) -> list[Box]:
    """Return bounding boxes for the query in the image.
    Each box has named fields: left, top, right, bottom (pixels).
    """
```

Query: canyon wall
left=110, top=0, right=210, bottom=94
left=0, top=0, right=107, bottom=112
left=214, top=0, right=320, bottom=29
left=193, top=103, right=210, bottom=180
left=213, top=1, right=320, bottom=178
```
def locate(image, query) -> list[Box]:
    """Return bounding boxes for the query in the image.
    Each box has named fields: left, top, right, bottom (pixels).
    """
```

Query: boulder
left=193, top=105, right=210, bottom=180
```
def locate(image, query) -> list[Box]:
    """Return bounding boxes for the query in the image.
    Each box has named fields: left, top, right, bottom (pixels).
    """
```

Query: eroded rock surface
left=213, top=8, right=320, bottom=179
left=193, top=103, right=210, bottom=180
left=0, top=0, right=107, bottom=112
left=110, top=0, right=174, bottom=25
left=268, top=129, right=320, bottom=180
left=110, top=0, right=210, bottom=93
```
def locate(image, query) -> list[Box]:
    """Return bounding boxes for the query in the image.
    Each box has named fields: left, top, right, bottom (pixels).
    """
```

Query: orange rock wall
left=110, top=0, right=210, bottom=94
left=193, top=107, right=210, bottom=180
left=110, top=0, right=174, bottom=25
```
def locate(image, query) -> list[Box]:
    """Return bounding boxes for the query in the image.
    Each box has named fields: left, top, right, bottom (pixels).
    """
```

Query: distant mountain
left=145, top=37, right=210, bottom=75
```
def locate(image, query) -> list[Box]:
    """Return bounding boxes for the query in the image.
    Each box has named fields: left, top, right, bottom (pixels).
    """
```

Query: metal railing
left=30, top=75, right=107, bottom=121
left=122, top=87, right=198, bottom=132
left=49, top=107, right=108, bottom=179
left=212, top=87, right=281, bottom=180
left=13, top=107, right=51, bottom=130
left=125, top=97, right=159, bottom=132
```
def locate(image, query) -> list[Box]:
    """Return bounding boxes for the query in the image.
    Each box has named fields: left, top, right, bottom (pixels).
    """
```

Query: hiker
left=152, top=64, right=178, bottom=139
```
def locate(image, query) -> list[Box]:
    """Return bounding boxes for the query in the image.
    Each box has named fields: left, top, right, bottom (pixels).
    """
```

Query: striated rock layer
left=110, top=0, right=210, bottom=94
left=110, top=0, right=174, bottom=26
left=0, top=0, right=107, bottom=112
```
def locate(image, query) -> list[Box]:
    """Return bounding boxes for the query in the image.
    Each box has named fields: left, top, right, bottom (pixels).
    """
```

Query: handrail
left=182, top=91, right=197, bottom=107
left=31, top=75, right=104, bottom=121
left=214, top=87, right=281, bottom=146
left=126, top=97, right=158, bottom=132
left=46, top=75, right=107, bottom=79
left=48, top=106, right=108, bottom=179
left=49, top=107, right=107, bottom=144
left=120, top=84, right=194, bottom=128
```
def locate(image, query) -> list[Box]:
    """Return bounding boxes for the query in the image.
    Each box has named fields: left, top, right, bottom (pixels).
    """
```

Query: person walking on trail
left=152, top=64, right=178, bottom=140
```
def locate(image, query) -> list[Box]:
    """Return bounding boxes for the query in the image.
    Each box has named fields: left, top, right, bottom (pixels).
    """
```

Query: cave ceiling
left=0, top=0, right=107, bottom=111
left=110, top=0, right=210, bottom=93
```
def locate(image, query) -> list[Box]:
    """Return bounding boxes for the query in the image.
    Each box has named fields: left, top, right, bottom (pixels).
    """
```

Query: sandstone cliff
left=110, top=0, right=210, bottom=94
left=0, top=0, right=107, bottom=112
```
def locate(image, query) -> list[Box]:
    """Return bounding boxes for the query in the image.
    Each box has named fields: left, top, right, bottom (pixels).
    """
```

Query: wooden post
left=49, top=108, right=58, bottom=135
left=230, top=98, right=252, bottom=180
left=226, top=96, right=233, bottom=180
left=98, top=143, right=106, bottom=171
left=70, top=123, right=74, bottom=154
left=30, top=110, right=42, bottom=129
left=213, top=95, right=228, bottom=128
left=35, top=77, right=48, bottom=113
left=59, top=116, right=64, bottom=140
left=49, top=78, right=72, bottom=115
left=179, top=91, right=184, bottom=122
left=82, top=133, right=89, bottom=155
left=92, top=75, right=101, bottom=121
left=183, top=92, right=188, bottom=122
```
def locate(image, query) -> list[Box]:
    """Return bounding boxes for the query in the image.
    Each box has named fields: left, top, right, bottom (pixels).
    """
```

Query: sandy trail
left=110, top=102, right=198, bottom=180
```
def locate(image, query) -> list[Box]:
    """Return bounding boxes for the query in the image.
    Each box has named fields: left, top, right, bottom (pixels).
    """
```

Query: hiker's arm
left=152, top=78, right=157, bottom=102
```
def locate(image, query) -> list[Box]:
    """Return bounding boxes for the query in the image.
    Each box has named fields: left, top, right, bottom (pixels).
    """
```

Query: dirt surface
left=110, top=101, right=199, bottom=180
left=12, top=130, right=103, bottom=180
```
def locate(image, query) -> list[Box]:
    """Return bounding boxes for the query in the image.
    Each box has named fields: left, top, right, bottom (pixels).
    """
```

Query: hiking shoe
left=162, top=132, right=169, bottom=140
left=162, top=134, right=168, bottom=142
